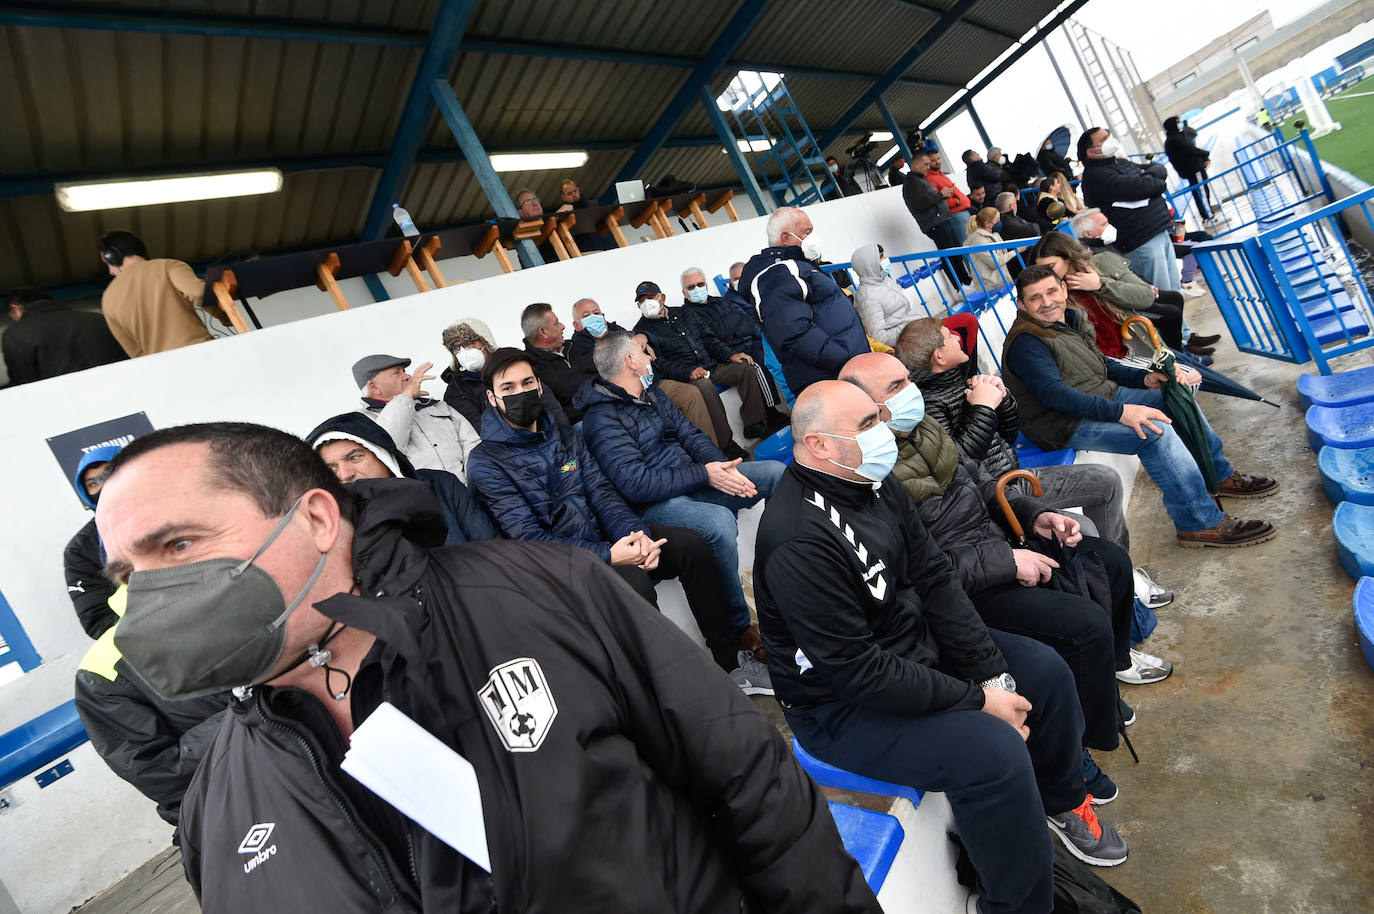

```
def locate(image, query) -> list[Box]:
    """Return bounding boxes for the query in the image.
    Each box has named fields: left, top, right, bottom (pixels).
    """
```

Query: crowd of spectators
left=35, top=119, right=1292, bottom=914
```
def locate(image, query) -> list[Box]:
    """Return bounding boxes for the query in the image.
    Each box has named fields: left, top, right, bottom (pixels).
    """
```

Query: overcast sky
left=923, top=0, right=1333, bottom=166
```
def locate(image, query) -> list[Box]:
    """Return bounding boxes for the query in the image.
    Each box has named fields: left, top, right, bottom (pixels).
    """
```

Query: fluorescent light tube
left=489, top=152, right=588, bottom=173
left=55, top=169, right=283, bottom=212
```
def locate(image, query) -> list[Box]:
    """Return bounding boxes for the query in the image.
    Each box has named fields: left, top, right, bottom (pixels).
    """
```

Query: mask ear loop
left=307, top=621, right=353, bottom=701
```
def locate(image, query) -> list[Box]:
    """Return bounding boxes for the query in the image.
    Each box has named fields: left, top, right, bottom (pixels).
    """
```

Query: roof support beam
left=360, top=0, right=476, bottom=241
left=875, top=98, right=913, bottom=162
left=0, top=4, right=426, bottom=47
left=922, top=0, right=1095, bottom=134
left=700, top=87, right=769, bottom=216
left=612, top=0, right=773, bottom=188
left=966, top=101, right=993, bottom=148
left=818, top=0, right=981, bottom=151
left=431, top=79, right=541, bottom=268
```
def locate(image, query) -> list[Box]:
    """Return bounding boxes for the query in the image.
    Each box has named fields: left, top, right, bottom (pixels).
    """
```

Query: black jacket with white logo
left=178, top=478, right=878, bottom=914
left=754, top=463, right=1007, bottom=714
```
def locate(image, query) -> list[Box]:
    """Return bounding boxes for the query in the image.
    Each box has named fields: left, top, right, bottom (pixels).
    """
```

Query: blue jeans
left=640, top=460, right=786, bottom=632
left=1125, top=229, right=1191, bottom=338
left=1065, top=387, right=1232, bottom=533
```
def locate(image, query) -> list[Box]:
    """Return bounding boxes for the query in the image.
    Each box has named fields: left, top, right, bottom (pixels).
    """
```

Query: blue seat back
left=1318, top=446, right=1374, bottom=506
left=1298, top=366, right=1374, bottom=409
left=827, top=801, right=904, bottom=893
left=0, top=701, right=88, bottom=790
left=1333, top=502, right=1374, bottom=580
left=1306, top=403, right=1374, bottom=451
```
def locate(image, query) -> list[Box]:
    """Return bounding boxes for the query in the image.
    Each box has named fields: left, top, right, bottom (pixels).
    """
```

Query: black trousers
left=788, top=630, right=1082, bottom=914
left=969, top=536, right=1133, bottom=751
left=611, top=524, right=739, bottom=672
left=930, top=218, right=973, bottom=285
left=1188, top=169, right=1212, bottom=219
left=1138, top=292, right=1185, bottom=349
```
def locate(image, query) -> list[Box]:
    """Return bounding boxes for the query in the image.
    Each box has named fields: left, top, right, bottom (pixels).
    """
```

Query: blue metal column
left=360, top=0, right=475, bottom=244
left=875, top=97, right=913, bottom=162
left=966, top=102, right=993, bottom=149
left=611, top=0, right=773, bottom=190
left=700, top=88, right=769, bottom=215
left=432, top=80, right=542, bottom=268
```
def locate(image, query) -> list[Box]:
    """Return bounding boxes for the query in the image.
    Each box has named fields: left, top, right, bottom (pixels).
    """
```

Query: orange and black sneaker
left=1047, top=795, right=1128, bottom=866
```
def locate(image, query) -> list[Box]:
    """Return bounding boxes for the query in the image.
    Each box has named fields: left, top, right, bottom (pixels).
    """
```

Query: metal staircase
left=1066, top=19, right=1149, bottom=155
left=719, top=74, right=838, bottom=207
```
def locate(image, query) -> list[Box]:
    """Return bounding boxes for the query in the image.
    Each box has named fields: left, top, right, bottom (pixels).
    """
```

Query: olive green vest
left=1002, top=307, right=1118, bottom=450
left=893, top=416, right=960, bottom=505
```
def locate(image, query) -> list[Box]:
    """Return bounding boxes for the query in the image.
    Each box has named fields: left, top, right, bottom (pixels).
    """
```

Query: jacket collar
left=790, top=461, right=879, bottom=509
left=911, top=360, right=971, bottom=395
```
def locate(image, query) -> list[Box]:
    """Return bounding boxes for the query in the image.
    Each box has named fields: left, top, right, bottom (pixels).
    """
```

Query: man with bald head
left=737, top=206, right=869, bottom=393
left=97, top=421, right=879, bottom=913
left=754, top=381, right=1126, bottom=913
left=841, top=352, right=1155, bottom=801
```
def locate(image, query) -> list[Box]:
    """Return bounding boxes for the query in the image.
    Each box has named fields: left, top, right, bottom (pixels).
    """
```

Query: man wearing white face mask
left=755, top=380, right=1127, bottom=913
left=1077, top=127, right=1180, bottom=299
left=738, top=207, right=870, bottom=395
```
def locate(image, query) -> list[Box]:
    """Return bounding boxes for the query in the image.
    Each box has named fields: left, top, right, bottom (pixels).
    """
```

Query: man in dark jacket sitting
left=466, top=348, right=769, bottom=694
left=842, top=352, right=1171, bottom=794
left=521, top=303, right=595, bottom=423
left=678, top=266, right=765, bottom=363
left=963, top=149, right=1004, bottom=197
left=738, top=206, right=870, bottom=395
left=1078, top=127, right=1179, bottom=296
left=898, top=317, right=1131, bottom=551
left=1003, top=266, right=1279, bottom=548
left=439, top=317, right=568, bottom=430
left=755, top=380, right=1127, bottom=913
left=97, top=423, right=875, bottom=912
left=576, top=330, right=784, bottom=662
left=307, top=412, right=497, bottom=547
left=4, top=288, right=126, bottom=385
left=633, top=280, right=785, bottom=440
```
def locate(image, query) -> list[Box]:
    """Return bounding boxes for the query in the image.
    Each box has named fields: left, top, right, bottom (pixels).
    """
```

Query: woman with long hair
left=964, top=206, right=1018, bottom=290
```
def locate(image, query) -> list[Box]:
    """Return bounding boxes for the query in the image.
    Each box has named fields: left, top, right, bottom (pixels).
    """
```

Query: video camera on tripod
left=842, top=132, right=885, bottom=194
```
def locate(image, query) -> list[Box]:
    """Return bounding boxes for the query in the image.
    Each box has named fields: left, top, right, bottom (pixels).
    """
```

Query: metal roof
left=0, top=0, right=1073, bottom=295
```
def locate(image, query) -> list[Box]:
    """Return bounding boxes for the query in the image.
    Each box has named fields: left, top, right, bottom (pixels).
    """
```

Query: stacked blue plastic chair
left=1355, top=578, right=1374, bottom=672
left=1333, top=503, right=1374, bottom=580
left=1014, top=433, right=1076, bottom=469
left=1305, top=403, right=1374, bottom=452
left=1305, top=366, right=1374, bottom=580
left=1319, top=447, right=1374, bottom=506
left=1298, top=365, right=1374, bottom=409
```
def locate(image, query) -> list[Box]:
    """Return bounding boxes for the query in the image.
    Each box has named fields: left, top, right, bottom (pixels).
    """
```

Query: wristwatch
left=979, top=672, right=1017, bottom=692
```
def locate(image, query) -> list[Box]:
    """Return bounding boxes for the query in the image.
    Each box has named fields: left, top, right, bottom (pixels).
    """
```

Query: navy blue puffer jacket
left=739, top=245, right=870, bottom=394
left=679, top=294, right=763, bottom=362
left=574, top=377, right=725, bottom=507
left=633, top=308, right=732, bottom=382
left=466, top=407, right=645, bottom=563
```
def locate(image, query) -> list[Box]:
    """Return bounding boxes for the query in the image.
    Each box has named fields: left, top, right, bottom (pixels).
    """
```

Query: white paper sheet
left=341, top=701, right=491, bottom=872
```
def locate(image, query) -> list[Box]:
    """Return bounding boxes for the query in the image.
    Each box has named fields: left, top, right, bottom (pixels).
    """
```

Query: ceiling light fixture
left=870, top=131, right=894, bottom=142
left=489, top=151, right=589, bottom=173
left=55, top=169, right=284, bottom=212
left=736, top=138, right=774, bottom=153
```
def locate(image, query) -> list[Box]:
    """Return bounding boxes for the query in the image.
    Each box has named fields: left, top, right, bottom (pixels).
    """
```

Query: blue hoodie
left=75, top=445, right=124, bottom=510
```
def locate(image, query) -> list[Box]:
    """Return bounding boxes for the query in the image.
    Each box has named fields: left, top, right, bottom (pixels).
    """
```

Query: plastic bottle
left=392, top=203, right=419, bottom=240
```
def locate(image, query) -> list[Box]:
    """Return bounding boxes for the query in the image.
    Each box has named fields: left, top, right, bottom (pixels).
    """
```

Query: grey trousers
left=1033, top=463, right=1129, bottom=552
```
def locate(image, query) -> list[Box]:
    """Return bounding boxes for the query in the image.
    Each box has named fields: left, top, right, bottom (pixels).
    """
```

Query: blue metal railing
left=1166, top=131, right=1328, bottom=235
left=1195, top=186, right=1374, bottom=374
left=824, top=236, right=1039, bottom=369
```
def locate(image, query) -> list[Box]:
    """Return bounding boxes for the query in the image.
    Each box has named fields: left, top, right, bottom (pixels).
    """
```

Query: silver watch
left=979, top=672, right=1016, bottom=692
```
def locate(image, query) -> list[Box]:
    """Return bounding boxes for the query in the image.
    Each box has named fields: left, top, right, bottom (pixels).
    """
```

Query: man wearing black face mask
left=99, top=422, right=873, bottom=912
left=465, top=348, right=769, bottom=694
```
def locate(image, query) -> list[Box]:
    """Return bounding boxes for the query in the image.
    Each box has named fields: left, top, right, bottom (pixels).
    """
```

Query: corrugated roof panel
left=734, top=0, right=939, bottom=76
left=466, top=0, right=738, bottom=55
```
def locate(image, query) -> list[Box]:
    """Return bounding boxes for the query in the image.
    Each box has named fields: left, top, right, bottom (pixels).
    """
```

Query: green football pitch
left=1293, top=75, right=1374, bottom=185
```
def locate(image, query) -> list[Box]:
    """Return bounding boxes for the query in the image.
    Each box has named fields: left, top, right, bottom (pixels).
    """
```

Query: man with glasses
left=737, top=206, right=870, bottom=395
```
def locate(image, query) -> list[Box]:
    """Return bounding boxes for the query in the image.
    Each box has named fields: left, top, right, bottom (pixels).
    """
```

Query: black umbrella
left=1172, top=348, right=1282, bottom=407
left=1121, top=316, right=1221, bottom=501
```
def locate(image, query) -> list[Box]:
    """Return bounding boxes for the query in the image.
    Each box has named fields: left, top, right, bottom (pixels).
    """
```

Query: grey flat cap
left=352, top=354, right=410, bottom=388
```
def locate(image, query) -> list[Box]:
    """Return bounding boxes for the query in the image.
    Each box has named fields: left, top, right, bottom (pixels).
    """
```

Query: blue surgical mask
left=884, top=383, right=925, bottom=433
left=582, top=314, right=607, bottom=337
left=634, top=357, right=655, bottom=389
left=687, top=286, right=710, bottom=304
left=992, top=220, right=1004, bottom=235
left=821, top=423, right=899, bottom=483
left=880, top=257, right=892, bottom=277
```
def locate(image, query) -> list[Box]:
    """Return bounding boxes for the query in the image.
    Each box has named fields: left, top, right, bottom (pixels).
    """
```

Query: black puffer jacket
left=1079, top=156, right=1173, bottom=254
left=911, top=361, right=1021, bottom=478
left=64, top=518, right=119, bottom=638
left=179, top=479, right=880, bottom=914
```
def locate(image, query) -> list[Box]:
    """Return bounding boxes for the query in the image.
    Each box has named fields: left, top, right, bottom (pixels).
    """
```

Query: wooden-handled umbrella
left=994, top=469, right=1042, bottom=546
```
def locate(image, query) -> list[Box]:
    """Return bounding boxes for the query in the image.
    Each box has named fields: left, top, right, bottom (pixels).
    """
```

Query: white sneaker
left=1133, top=567, right=1174, bottom=609
left=1180, top=281, right=1206, bottom=298
left=1116, top=647, right=1173, bottom=684
left=731, top=650, right=775, bottom=696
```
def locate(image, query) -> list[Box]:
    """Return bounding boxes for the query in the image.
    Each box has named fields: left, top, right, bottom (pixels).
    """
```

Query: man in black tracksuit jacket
left=95, top=424, right=878, bottom=913
left=754, top=381, right=1124, bottom=914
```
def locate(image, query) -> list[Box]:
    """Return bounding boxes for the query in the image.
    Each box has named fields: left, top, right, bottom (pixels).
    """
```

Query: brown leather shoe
left=1184, top=342, right=1215, bottom=356
left=1189, top=333, right=1222, bottom=347
left=738, top=624, right=768, bottom=663
left=1176, top=515, right=1277, bottom=548
left=1218, top=472, right=1280, bottom=498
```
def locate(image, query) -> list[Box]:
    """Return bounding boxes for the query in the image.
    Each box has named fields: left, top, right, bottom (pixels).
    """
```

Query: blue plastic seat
left=1306, top=403, right=1374, bottom=451
left=827, top=802, right=904, bottom=893
left=0, top=701, right=87, bottom=790
left=1355, top=578, right=1374, bottom=672
left=1318, top=446, right=1374, bottom=505
left=792, top=737, right=924, bottom=806
left=1298, top=365, right=1374, bottom=409
left=1333, top=502, right=1374, bottom=580
left=753, top=426, right=794, bottom=465
left=1015, top=433, right=1077, bottom=468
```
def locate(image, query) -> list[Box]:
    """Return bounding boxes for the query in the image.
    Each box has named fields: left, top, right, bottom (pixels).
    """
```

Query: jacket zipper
left=254, top=701, right=419, bottom=913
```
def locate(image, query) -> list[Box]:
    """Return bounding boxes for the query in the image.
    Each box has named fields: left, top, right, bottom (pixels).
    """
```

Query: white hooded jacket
left=851, top=243, right=923, bottom=348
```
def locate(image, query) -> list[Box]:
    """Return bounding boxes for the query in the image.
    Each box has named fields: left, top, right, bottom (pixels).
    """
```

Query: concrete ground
left=80, top=295, right=1374, bottom=913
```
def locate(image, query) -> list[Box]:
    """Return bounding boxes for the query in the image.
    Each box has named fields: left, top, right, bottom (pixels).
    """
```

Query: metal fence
left=1194, top=186, right=1374, bottom=374
left=1167, top=131, right=1332, bottom=236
